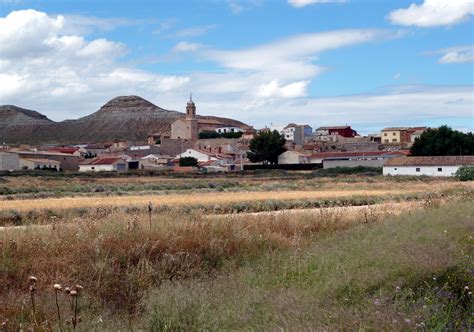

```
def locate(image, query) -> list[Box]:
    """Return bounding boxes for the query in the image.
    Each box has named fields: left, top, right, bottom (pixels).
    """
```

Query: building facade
left=171, top=96, right=199, bottom=139
left=383, top=156, right=474, bottom=177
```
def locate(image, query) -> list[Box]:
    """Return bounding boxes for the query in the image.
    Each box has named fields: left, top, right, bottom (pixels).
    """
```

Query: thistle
left=53, top=283, right=63, bottom=331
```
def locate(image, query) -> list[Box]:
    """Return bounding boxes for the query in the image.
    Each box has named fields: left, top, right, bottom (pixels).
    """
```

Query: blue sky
left=0, top=0, right=472, bottom=134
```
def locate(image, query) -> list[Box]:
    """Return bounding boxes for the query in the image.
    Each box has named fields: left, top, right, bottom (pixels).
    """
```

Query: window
left=384, top=133, right=388, bottom=136
left=438, top=167, right=442, bottom=172
left=384, top=139, right=389, bottom=143
left=392, top=139, right=397, bottom=142
left=393, top=132, right=396, bottom=136
left=416, top=168, right=420, bottom=172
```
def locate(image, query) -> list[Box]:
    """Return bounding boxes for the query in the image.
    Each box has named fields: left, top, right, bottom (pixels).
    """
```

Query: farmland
left=1, top=172, right=473, bottom=330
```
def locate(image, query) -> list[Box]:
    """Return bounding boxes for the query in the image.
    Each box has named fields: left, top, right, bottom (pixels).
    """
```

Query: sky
left=0, top=0, right=473, bottom=134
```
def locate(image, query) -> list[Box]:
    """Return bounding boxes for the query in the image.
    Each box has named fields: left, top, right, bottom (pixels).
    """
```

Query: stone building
left=171, top=95, right=199, bottom=139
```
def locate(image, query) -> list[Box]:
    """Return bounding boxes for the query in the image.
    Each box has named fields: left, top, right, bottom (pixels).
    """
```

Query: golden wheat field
left=0, top=188, right=444, bottom=212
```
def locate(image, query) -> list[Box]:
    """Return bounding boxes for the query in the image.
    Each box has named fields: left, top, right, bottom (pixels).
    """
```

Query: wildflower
left=404, top=318, right=411, bottom=324
left=464, top=286, right=469, bottom=290
left=395, top=285, right=401, bottom=292
left=54, top=283, right=62, bottom=290
left=374, top=299, right=380, bottom=306
left=70, top=290, right=77, bottom=296
left=29, top=276, right=38, bottom=283
left=64, top=287, right=71, bottom=294
left=75, top=284, right=84, bottom=292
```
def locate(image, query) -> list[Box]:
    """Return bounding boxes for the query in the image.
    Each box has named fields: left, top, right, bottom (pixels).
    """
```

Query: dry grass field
left=0, top=172, right=472, bottom=330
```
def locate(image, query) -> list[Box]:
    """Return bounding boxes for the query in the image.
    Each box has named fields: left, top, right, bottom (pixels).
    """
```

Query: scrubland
left=0, top=173, right=472, bottom=330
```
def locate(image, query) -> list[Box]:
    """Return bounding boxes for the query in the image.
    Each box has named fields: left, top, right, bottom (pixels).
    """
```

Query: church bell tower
left=185, top=93, right=198, bottom=139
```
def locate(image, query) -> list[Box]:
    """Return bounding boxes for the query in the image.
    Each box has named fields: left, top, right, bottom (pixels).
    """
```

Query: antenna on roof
left=190, top=92, right=193, bottom=101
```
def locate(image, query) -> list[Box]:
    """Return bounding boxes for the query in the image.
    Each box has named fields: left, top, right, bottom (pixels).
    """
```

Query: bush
left=179, top=156, right=198, bottom=167
left=455, top=166, right=474, bottom=181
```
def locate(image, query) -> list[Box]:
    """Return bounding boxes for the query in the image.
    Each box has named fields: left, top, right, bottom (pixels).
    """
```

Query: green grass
left=145, top=199, right=473, bottom=331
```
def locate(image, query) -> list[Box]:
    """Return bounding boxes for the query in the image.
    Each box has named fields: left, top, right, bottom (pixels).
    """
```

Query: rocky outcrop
left=0, top=96, right=250, bottom=144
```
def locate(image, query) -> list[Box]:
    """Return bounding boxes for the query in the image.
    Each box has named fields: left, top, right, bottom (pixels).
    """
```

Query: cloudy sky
left=0, top=0, right=472, bottom=133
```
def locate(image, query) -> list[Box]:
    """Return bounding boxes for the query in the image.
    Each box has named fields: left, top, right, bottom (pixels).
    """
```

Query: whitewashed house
left=383, top=156, right=474, bottom=177
left=177, top=148, right=233, bottom=165
left=215, top=126, right=244, bottom=134
left=79, top=157, right=128, bottom=172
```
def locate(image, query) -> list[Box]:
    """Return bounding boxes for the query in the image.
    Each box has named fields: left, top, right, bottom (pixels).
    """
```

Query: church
left=171, top=95, right=199, bottom=139
left=170, top=95, right=233, bottom=140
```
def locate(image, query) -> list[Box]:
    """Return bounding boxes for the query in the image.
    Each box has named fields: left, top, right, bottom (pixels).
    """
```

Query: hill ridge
left=0, top=96, right=249, bottom=144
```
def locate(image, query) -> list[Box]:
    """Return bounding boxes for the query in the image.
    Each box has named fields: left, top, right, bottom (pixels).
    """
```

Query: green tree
left=179, top=156, right=198, bottom=167
left=410, top=126, right=474, bottom=156
left=247, top=130, right=287, bottom=165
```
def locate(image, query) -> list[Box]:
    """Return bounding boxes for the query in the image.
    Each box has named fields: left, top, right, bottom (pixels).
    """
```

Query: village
left=0, top=96, right=472, bottom=177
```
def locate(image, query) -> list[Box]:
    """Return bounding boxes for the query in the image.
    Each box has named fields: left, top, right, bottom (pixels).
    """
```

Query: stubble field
left=1, top=171, right=472, bottom=330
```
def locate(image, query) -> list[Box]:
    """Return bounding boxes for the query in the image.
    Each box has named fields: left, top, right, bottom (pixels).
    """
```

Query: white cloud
left=0, top=9, right=189, bottom=119
left=168, top=24, right=217, bottom=38
left=172, top=41, right=203, bottom=52
left=288, top=0, right=346, bottom=8
left=438, top=46, right=474, bottom=64
left=205, top=29, right=398, bottom=83
left=425, top=45, right=474, bottom=64
left=389, top=0, right=474, bottom=27
left=256, top=80, right=309, bottom=98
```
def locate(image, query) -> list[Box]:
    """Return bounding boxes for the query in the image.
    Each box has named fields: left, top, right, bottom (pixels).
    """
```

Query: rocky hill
left=0, top=96, right=250, bottom=144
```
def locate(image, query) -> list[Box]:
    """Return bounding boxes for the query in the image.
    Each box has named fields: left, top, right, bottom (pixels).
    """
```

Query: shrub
left=179, top=157, right=198, bottom=167
left=455, top=166, right=474, bottom=181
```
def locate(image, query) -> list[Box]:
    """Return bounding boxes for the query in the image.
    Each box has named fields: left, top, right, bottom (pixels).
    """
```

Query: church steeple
left=186, top=92, right=196, bottom=119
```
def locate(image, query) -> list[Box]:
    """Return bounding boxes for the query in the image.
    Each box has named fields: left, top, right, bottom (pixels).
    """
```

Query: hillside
left=0, top=96, right=250, bottom=144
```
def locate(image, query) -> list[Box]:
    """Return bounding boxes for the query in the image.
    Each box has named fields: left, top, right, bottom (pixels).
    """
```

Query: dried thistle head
left=54, top=283, right=62, bottom=290
left=29, top=285, right=36, bottom=292
left=64, top=287, right=71, bottom=294
left=29, top=276, right=38, bottom=284
left=70, top=290, right=77, bottom=297
left=75, top=284, right=84, bottom=292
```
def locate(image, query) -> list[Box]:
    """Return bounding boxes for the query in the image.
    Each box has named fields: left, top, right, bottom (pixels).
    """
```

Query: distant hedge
left=313, top=166, right=382, bottom=177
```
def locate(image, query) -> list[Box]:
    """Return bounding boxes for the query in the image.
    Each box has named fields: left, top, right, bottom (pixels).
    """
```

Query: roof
left=9, top=149, right=76, bottom=157
left=381, top=127, right=409, bottom=131
left=284, top=123, right=312, bottom=129
left=197, top=119, right=224, bottom=125
left=316, top=126, right=352, bottom=130
left=20, top=158, right=61, bottom=164
left=46, top=147, right=78, bottom=154
left=310, top=150, right=409, bottom=159
left=384, top=156, right=474, bottom=167
left=79, top=157, right=125, bottom=166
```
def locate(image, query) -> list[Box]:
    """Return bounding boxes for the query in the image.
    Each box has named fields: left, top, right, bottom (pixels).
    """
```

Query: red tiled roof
left=310, top=150, right=409, bottom=159
left=384, top=156, right=474, bottom=167
left=47, top=147, right=78, bottom=154
left=80, top=157, right=125, bottom=165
